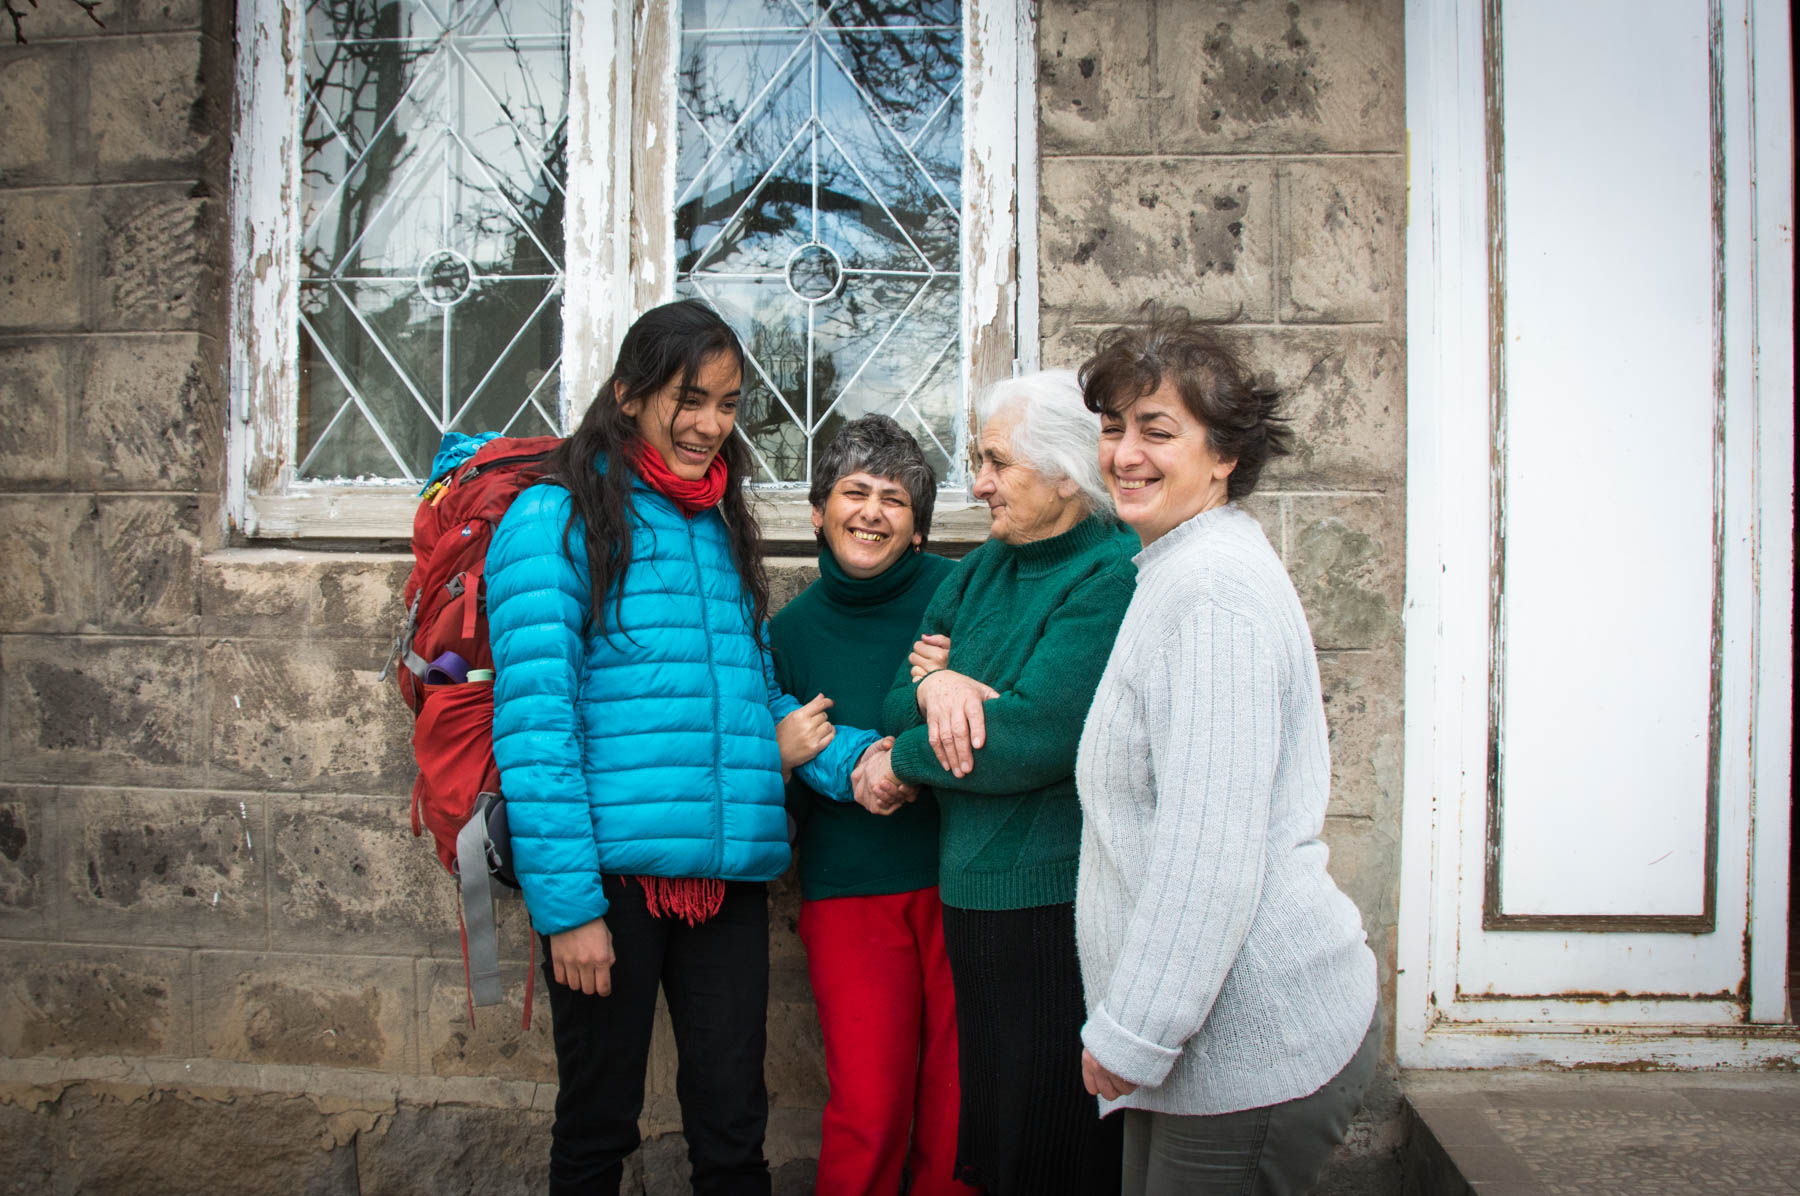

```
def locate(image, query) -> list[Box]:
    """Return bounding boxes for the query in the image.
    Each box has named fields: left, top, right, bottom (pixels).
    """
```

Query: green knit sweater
left=880, top=515, right=1138, bottom=911
left=771, top=547, right=958, bottom=902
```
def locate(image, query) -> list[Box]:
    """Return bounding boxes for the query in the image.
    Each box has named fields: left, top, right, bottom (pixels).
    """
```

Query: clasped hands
left=780, top=632, right=999, bottom=811
left=860, top=633, right=1001, bottom=796
left=907, top=634, right=998, bottom=779
left=777, top=694, right=918, bottom=815
left=852, top=737, right=914, bottom=815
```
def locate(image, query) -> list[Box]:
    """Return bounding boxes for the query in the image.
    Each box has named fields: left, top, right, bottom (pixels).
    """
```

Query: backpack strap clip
left=378, top=591, right=425, bottom=683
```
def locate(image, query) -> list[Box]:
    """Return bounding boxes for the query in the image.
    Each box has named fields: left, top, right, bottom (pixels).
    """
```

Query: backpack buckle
left=377, top=591, right=423, bottom=682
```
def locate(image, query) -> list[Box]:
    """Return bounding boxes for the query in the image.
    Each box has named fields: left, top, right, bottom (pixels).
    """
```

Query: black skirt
left=940, top=901, right=1123, bottom=1196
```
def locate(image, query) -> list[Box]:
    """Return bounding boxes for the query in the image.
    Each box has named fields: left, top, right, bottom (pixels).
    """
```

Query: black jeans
left=542, top=876, right=772, bottom=1196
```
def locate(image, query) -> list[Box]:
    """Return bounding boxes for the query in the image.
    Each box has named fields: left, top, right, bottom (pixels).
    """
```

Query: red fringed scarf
left=630, top=442, right=729, bottom=518
left=627, top=441, right=731, bottom=924
left=637, top=875, right=726, bottom=925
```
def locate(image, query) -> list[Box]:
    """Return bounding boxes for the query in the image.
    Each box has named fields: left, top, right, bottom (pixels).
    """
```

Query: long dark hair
left=542, top=299, right=770, bottom=633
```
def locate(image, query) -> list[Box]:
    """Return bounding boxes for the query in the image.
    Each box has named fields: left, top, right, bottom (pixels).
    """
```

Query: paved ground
left=1402, top=1070, right=1800, bottom=1195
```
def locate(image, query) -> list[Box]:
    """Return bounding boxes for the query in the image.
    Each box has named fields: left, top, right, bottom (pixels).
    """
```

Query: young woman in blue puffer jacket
left=487, top=299, right=855, bottom=1195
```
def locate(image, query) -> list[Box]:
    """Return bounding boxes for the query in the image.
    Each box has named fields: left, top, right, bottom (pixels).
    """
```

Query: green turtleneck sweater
left=880, top=515, right=1138, bottom=912
left=770, top=546, right=958, bottom=902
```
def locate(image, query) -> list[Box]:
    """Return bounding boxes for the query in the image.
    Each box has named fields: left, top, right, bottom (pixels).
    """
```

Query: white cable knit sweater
left=1075, top=504, right=1377, bottom=1117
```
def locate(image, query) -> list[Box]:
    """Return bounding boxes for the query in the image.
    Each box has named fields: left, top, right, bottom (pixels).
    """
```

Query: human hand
left=908, top=633, right=952, bottom=681
left=915, top=669, right=999, bottom=777
left=778, top=694, right=836, bottom=771
left=852, top=738, right=917, bottom=815
left=550, top=917, right=616, bottom=996
left=1081, top=1048, right=1138, bottom=1101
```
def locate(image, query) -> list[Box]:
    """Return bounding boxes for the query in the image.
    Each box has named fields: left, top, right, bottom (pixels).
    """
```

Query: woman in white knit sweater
left=1072, top=307, right=1379, bottom=1195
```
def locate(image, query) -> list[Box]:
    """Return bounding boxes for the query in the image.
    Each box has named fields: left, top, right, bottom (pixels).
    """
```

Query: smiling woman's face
left=1098, top=383, right=1236, bottom=544
left=619, top=352, right=742, bottom=480
left=970, top=411, right=1084, bottom=545
left=812, top=470, right=920, bottom=578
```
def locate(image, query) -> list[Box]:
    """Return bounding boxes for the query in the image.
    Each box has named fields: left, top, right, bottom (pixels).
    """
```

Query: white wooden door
left=1397, top=0, right=1794, bottom=1066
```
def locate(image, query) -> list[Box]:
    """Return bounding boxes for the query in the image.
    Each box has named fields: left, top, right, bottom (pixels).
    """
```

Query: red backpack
left=382, top=433, right=563, bottom=1024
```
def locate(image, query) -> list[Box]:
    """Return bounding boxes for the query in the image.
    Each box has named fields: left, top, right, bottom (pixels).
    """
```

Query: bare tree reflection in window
left=675, top=1, right=964, bottom=488
left=297, top=0, right=569, bottom=482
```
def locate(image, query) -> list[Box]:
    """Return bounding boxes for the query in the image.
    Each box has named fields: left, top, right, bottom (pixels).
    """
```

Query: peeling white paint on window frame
left=226, top=0, right=1035, bottom=542
left=228, top=0, right=304, bottom=537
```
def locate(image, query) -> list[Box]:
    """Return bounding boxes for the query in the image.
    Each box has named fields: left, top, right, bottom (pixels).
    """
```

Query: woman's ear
left=615, top=379, right=638, bottom=419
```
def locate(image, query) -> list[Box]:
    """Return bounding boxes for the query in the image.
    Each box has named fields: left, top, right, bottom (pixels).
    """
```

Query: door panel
left=1397, top=0, right=1793, bottom=1059
left=1491, top=0, right=1719, bottom=926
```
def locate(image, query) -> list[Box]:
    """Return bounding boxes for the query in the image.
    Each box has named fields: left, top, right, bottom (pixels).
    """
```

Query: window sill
left=238, top=487, right=997, bottom=548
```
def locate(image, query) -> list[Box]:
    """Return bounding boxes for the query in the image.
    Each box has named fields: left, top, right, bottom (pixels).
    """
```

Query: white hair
left=975, top=369, right=1115, bottom=518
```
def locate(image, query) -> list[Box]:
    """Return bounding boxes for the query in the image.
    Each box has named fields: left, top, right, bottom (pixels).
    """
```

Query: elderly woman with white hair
left=857, top=370, right=1137, bottom=1196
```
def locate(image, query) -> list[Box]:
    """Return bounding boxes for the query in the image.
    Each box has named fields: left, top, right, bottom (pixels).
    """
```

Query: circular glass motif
left=417, top=249, right=475, bottom=307
left=784, top=242, right=844, bottom=302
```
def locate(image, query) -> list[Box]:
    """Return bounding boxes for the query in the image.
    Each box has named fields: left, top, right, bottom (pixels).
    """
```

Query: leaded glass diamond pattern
left=298, top=0, right=569, bottom=481
left=675, top=0, right=964, bottom=486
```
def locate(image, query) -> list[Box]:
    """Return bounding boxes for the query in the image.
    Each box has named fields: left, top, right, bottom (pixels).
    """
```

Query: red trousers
left=798, top=888, right=980, bottom=1196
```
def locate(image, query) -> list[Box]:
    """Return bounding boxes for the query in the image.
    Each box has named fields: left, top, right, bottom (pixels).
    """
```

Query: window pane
left=676, top=0, right=963, bottom=487
left=299, top=0, right=569, bottom=481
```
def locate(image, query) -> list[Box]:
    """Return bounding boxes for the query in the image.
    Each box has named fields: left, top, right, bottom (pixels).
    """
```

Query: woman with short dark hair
left=1074, top=307, right=1379, bottom=1195
left=769, top=414, right=976, bottom=1196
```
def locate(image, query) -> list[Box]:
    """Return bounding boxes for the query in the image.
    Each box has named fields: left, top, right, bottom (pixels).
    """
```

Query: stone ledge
left=0, top=1060, right=558, bottom=1195
left=1038, top=150, right=1407, bottom=161
left=0, top=1054, right=821, bottom=1192
left=0, top=1053, right=553, bottom=1113
left=1401, top=1069, right=1800, bottom=1195
left=202, top=548, right=413, bottom=566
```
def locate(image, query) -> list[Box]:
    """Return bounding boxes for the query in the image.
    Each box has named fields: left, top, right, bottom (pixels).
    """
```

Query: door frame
left=1394, top=0, right=1795, bottom=1068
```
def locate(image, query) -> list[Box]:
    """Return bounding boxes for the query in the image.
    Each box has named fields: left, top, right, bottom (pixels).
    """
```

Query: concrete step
left=1401, top=1070, right=1800, bottom=1195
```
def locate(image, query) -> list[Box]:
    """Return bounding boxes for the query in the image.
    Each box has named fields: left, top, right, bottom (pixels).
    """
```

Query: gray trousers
left=1119, top=1013, right=1381, bottom=1196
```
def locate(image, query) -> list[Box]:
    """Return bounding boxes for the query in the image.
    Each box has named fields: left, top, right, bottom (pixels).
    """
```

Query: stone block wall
left=0, top=1, right=592, bottom=1188
left=1036, top=1, right=1407, bottom=1185
left=0, top=0, right=233, bottom=1024
left=1, top=0, right=1407, bottom=1191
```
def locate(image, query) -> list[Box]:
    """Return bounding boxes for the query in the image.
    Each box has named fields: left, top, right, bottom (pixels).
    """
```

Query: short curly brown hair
left=1079, top=305, right=1291, bottom=501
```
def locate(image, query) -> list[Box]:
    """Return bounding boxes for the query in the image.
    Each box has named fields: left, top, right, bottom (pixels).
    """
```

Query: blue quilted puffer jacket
left=488, top=475, right=847, bottom=936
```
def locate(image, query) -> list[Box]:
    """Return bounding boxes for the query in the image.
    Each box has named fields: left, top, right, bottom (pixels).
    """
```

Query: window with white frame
left=228, top=0, right=1030, bottom=538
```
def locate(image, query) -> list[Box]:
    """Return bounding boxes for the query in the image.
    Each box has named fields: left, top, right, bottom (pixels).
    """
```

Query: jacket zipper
left=688, top=518, right=727, bottom=876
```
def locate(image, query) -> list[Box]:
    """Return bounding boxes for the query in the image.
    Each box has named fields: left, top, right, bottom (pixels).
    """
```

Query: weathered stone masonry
left=0, top=1, right=1406, bottom=1191
left=1037, top=0, right=1405, bottom=1039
